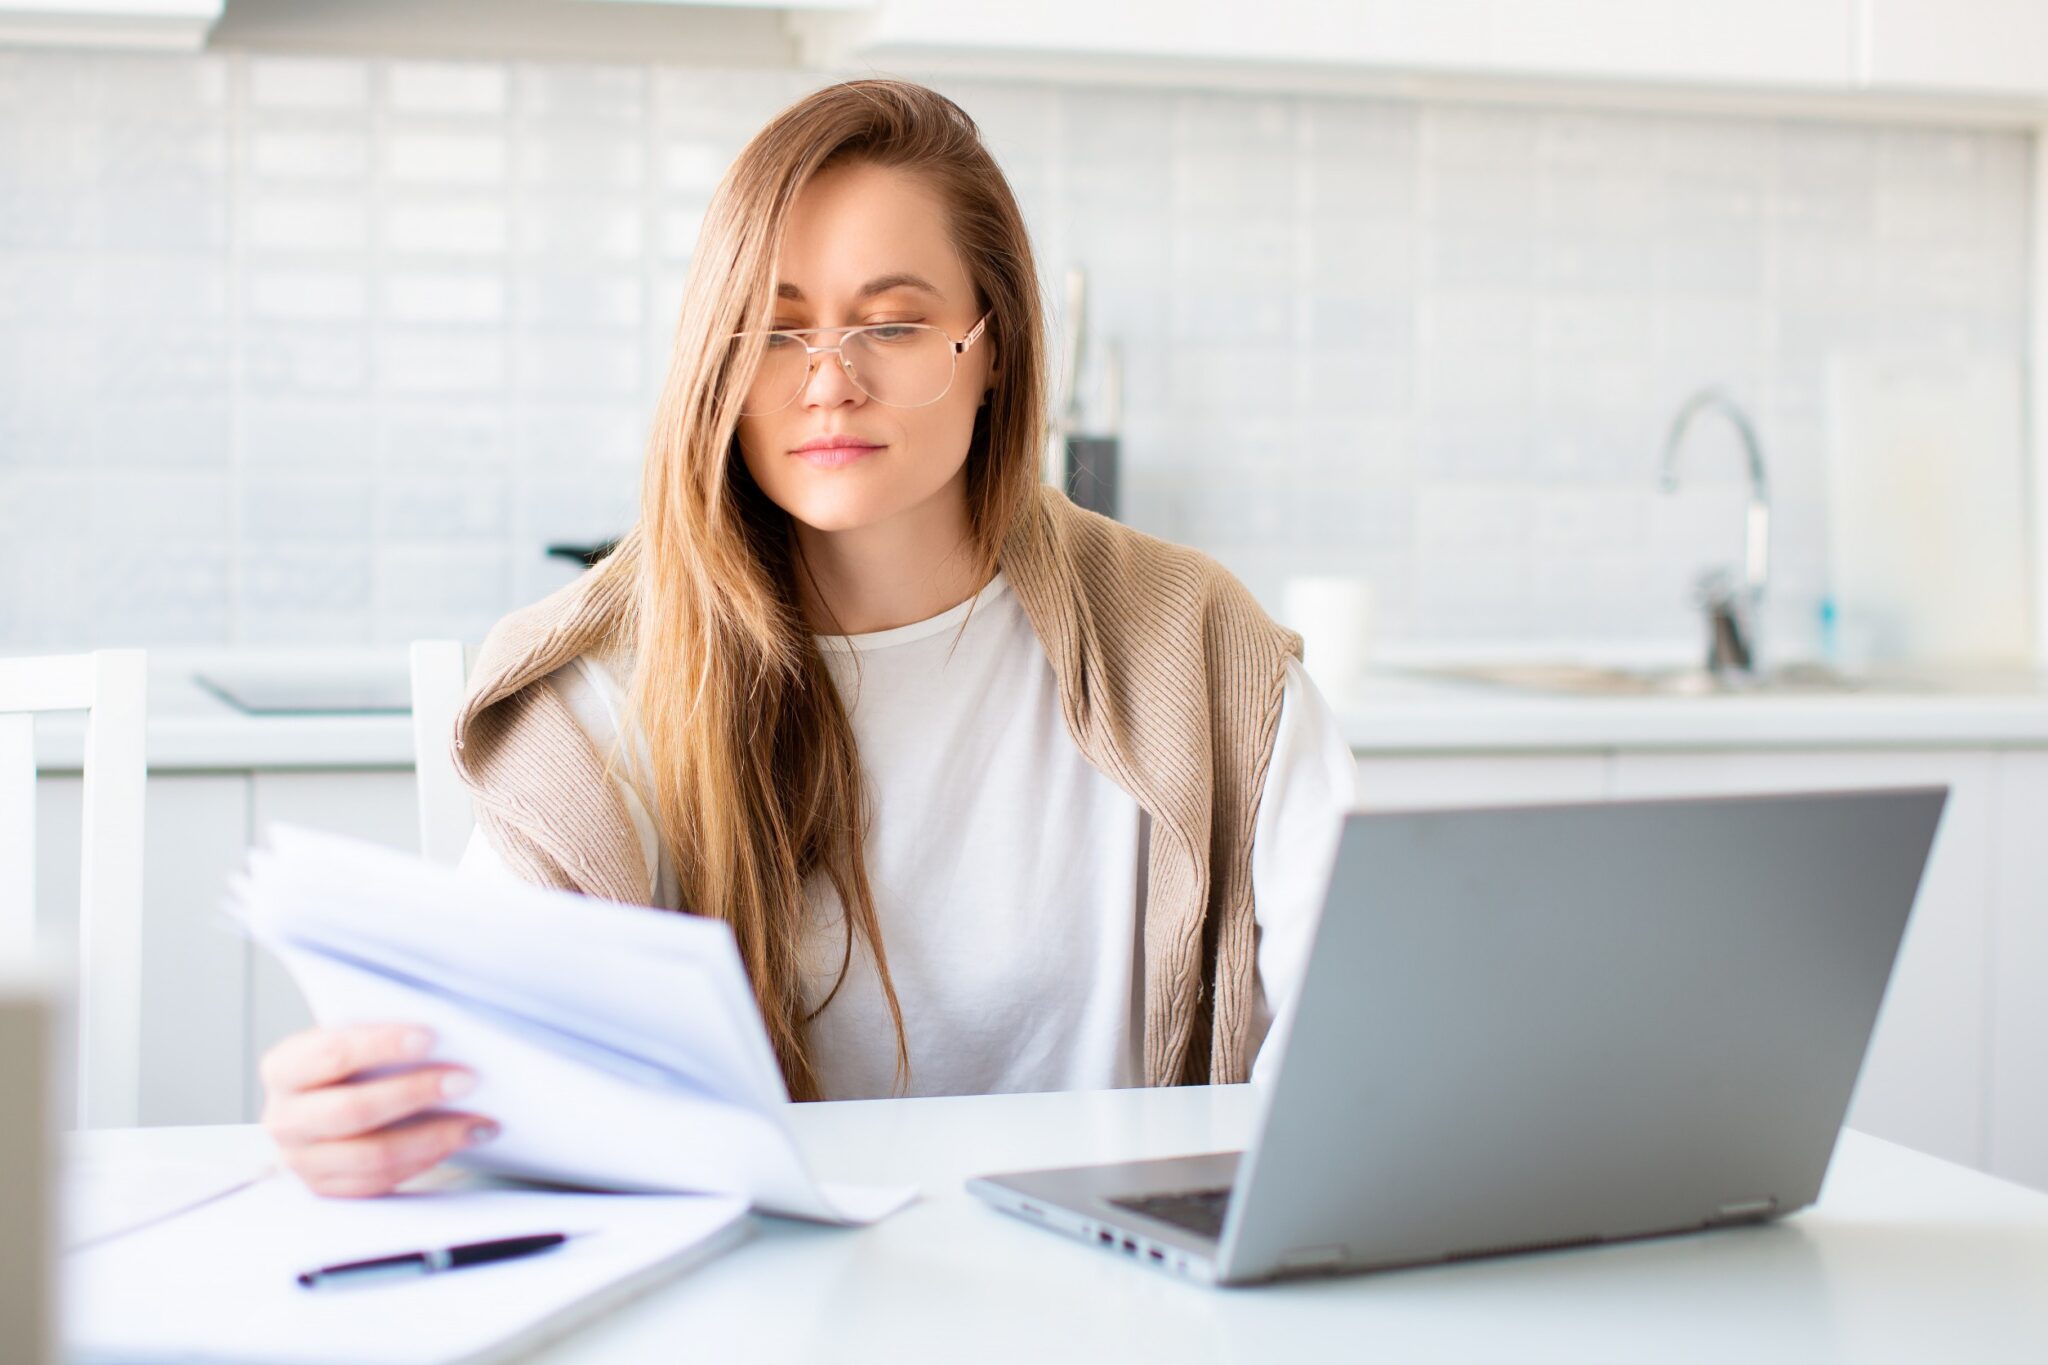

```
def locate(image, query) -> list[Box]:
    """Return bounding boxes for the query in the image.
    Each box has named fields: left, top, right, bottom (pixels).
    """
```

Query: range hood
left=204, top=0, right=858, bottom=64
left=0, top=1, right=224, bottom=51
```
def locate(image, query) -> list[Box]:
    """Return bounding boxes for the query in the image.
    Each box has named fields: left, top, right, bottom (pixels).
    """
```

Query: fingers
left=265, top=1064, right=478, bottom=1146
left=260, top=1023, right=434, bottom=1096
left=284, top=1112, right=497, bottom=1200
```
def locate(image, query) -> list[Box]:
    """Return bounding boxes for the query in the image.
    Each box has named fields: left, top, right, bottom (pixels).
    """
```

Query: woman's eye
left=866, top=325, right=921, bottom=343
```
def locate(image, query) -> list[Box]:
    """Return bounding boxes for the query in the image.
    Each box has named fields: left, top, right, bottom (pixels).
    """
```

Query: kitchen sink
left=1399, top=660, right=1904, bottom=698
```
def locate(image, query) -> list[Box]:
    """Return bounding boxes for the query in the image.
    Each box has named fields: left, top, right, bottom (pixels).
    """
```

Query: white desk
left=73, top=1086, right=2048, bottom=1364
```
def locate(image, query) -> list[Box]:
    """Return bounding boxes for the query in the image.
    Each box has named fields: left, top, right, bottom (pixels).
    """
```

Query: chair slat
left=410, top=641, right=477, bottom=867
left=0, top=654, right=95, bottom=713
left=77, top=651, right=147, bottom=1129
left=0, top=650, right=148, bottom=1128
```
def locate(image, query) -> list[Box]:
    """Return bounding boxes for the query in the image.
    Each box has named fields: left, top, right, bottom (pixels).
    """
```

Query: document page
left=67, top=1171, right=749, bottom=1365
left=231, top=825, right=915, bottom=1225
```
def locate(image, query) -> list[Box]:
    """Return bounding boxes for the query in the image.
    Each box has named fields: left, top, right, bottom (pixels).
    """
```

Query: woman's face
left=734, top=160, right=995, bottom=537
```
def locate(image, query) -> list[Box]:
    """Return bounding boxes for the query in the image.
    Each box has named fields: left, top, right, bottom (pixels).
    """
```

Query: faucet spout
left=1659, top=387, right=1772, bottom=597
left=1659, top=388, right=1773, bottom=676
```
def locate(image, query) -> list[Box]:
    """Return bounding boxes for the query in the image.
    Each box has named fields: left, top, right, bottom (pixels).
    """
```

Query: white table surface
left=71, top=1085, right=2048, bottom=1364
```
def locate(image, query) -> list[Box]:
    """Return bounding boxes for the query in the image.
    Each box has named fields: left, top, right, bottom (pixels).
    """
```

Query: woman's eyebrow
left=774, top=272, right=944, bottom=303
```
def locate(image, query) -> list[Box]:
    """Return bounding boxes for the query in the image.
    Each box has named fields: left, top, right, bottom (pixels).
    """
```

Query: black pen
left=296, top=1231, right=577, bottom=1289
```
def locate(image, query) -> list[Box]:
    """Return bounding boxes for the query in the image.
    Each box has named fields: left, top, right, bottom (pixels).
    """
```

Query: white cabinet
left=1989, top=751, right=2048, bottom=1189
left=799, top=0, right=2048, bottom=103
left=243, top=772, right=420, bottom=1120
left=803, top=0, right=1859, bottom=92
left=36, top=773, right=250, bottom=1127
left=1487, top=0, right=1856, bottom=88
left=1860, top=0, right=2048, bottom=98
left=33, top=767, right=418, bottom=1127
left=1352, top=741, right=2048, bottom=1188
left=35, top=736, right=2048, bottom=1190
left=1356, top=751, right=1609, bottom=811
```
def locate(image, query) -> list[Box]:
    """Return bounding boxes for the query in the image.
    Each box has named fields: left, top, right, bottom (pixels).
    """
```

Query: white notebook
left=230, top=825, right=916, bottom=1226
left=66, top=1169, right=748, bottom=1365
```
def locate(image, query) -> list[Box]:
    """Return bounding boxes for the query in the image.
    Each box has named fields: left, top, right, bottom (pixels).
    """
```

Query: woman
left=259, top=78, right=1358, bottom=1198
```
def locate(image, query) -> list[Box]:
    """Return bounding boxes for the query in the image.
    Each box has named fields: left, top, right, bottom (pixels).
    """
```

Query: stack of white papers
left=231, top=825, right=915, bottom=1226
left=67, top=1171, right=748, bottom=1365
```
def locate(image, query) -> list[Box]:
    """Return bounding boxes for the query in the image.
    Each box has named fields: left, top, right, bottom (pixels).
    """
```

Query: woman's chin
left=773, top=484, right=908, bottom=535
left=748, top=453, right=969, bottom=538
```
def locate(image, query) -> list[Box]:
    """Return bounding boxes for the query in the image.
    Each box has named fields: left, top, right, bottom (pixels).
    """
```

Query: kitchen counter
left=1329, top=665, right=2048, bottom=752
left=27, top=651, right=2048, bottom=771
left=31, top=650, right=416, bottom=772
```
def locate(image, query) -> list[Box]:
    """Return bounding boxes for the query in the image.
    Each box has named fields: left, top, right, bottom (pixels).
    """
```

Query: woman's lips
left=791, top=442, right=882, bottom=469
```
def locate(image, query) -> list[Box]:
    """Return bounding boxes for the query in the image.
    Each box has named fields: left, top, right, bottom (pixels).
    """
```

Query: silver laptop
left=968, top=787, right=1947, bottom=1285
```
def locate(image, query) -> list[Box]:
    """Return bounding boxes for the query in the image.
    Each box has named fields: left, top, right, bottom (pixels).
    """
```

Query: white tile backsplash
left=0, top=50, right=2033, bottom=659
left=385, top=62, right=509, bottom=117
left=374, top=331, right=508, bottom=396
left=382, top=200, right=510, bottom=256
left=247, top=196, right=370, bottom=253
left=249, top=129, right=372, bottom=183
left=247, top=57, right=370, bottom=111
left=239, top=475, right=374, bottom=543
left=384, top=131, right=510, bottom=186
left=381, top=271, right=507, bottom=325
left=247, top=269, right=371, bottom=323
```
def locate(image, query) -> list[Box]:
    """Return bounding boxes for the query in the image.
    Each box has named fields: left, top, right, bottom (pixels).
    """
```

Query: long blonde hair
left=584, top=79, right=1047, bottom=1101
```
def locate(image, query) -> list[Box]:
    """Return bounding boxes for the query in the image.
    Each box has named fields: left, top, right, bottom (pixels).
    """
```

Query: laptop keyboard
left=1109, top=1186, right=1233, bottom=1240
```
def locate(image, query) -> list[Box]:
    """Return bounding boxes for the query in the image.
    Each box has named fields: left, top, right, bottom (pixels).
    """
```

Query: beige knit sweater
left=448, top=483, right=1304, bottom=1087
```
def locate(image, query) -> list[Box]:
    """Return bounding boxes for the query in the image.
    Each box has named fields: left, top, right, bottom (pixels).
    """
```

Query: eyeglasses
left=728, top=310, right=992, bottom=416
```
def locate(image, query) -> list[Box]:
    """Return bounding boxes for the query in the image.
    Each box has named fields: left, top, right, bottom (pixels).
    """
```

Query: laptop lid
left=1216, top=786, right=1946, bottom=1283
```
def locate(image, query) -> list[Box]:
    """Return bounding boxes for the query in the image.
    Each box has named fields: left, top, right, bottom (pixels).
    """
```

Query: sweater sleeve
left=452, top=656, right=668, bottom=907
left=1247, top=657, right=1360, bottom=1084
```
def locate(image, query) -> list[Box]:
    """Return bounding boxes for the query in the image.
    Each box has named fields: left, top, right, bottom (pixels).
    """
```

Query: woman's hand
left=259, top=1023, right=498, bottom=1198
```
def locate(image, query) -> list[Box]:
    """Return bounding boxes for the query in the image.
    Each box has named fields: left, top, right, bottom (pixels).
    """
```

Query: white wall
left=0, top=50, right=2031, bottom=658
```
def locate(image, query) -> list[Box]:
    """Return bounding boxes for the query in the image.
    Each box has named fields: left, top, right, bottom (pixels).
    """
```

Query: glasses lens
left=845, top=326, right=955, bottom=407
left=731, top=325, right=958, bottom=415
left=734, top=333, right=812, bottom=417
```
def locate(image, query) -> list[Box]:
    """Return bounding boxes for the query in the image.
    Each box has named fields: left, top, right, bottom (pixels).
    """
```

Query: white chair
left=408, top=641, right=476, bottom=867
left=0, top=650, right=147, bottom=1129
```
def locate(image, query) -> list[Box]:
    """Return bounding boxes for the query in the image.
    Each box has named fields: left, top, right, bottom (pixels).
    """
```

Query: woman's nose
left=801, top=348, right=864, bottom=408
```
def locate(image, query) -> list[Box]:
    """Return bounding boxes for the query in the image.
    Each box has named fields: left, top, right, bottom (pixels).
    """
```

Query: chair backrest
left=409, top=641, right=477, bottom=867
left=0, top=650, right=146, bottom=1129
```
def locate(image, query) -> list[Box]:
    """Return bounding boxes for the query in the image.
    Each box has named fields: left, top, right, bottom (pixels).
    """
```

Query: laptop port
left=1147, top=1248, right=1164, bottom=1262
left=1121, top=1238, right=1138, bottom=1254
left=1097, top=1230, right=1113, bottom=1246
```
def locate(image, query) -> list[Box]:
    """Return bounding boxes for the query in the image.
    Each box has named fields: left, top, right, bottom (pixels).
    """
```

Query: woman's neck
left=791, top=480, right=990, bottom=635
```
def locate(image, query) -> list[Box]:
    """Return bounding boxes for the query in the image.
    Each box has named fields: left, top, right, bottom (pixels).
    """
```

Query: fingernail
left=440, top=1071, right=477, bottom=1100
left=466, top=1121, right=500, bottom=1146
left=400, top=1028, right=433, bottom=1058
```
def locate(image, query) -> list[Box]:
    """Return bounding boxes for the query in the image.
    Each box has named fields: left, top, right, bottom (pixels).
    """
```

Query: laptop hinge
left=1711, top=1196, right=1779, bottom=1223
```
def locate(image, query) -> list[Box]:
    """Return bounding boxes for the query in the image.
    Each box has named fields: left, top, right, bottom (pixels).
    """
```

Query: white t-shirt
left=459, top=570, right=1359, bottom=1099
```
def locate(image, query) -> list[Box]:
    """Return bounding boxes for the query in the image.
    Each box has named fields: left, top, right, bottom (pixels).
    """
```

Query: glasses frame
left=730, top=308, right=994, bottom=415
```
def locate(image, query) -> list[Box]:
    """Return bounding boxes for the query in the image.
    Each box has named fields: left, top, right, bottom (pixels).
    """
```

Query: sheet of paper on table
left=66, top=1169, right=749, bottom=1365
left=63, top=1146, right=275, bottom=1250
left=229, top=824, right=916, bottom=1226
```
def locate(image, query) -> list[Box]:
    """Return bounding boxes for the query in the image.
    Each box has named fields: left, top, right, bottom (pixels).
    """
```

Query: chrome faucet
left=1657, top=388, right=1770, bottom=680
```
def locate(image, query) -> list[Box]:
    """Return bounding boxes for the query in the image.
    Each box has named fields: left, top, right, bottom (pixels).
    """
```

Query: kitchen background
left=0, top=44, right=2031, bottom=662
left=10, top=5, right=2048, bottom=1199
